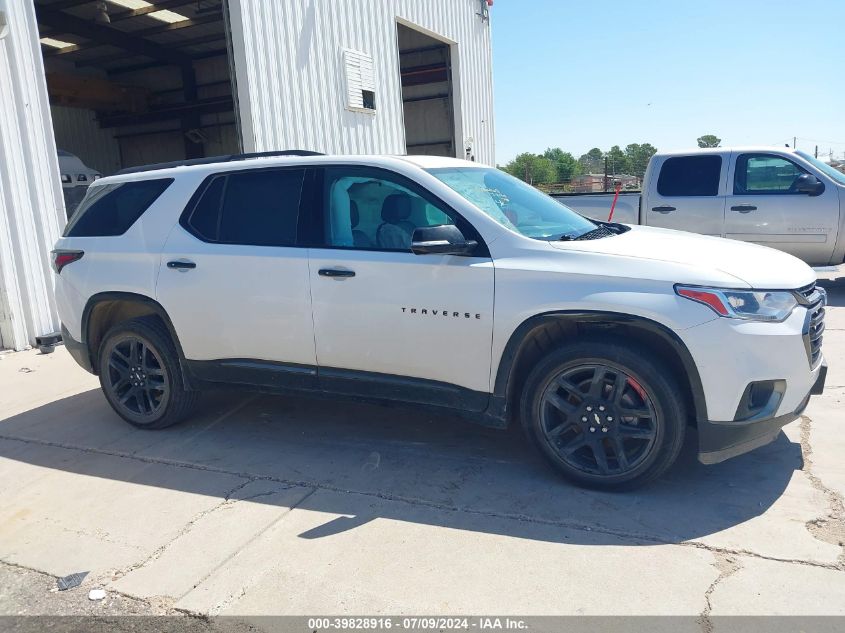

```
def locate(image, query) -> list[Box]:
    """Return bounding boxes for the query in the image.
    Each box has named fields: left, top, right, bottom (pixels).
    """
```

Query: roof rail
left=115, top=150, right=325, bottom=175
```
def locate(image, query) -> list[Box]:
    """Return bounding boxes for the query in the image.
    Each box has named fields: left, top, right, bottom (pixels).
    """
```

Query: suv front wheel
left=98, top=317, right=198, bottom=429
left=520, top=339, right=686, bottom=490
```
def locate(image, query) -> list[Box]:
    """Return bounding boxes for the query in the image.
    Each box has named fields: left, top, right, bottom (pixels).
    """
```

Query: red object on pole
left=608, top=182, right=622, bottom=222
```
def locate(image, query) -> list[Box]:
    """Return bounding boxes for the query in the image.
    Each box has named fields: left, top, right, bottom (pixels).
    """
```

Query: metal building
left=0, top=0, right=495, bottom=350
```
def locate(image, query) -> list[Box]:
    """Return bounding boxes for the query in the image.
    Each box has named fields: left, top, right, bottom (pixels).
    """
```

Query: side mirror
left=794, top=173, right=825, bottom=196
left=411, top=224, right=478, bottom=256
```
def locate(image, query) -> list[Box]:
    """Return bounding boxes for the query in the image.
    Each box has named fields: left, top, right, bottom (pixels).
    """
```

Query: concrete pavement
left=0, top=272, right=843, bottom=625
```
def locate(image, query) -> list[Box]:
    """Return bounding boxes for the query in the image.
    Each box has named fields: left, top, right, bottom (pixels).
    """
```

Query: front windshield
left=426, top=166, right=597, bottom=240
left=797, top=151, right=845, bottom=186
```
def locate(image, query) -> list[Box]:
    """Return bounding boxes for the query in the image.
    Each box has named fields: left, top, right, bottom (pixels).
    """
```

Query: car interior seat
left=376, top=193, right=416, bottom=249
left=350, top=200, right=373, bottom=247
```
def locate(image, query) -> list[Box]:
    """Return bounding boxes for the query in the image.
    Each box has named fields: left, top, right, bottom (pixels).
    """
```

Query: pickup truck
left=554, top=146, right=845, bottom=266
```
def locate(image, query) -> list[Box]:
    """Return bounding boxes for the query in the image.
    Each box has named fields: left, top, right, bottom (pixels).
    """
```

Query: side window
left=186, top=176, right=225, bottom=241
left=64, top=178, right=173, bottom=237
left=184, top=169, right=305, bottom=246
left=734, top=154, right=807, bottom=194
left=321, top=168, right=456, bottom=251
left=656, top=156, right=722, bottom=197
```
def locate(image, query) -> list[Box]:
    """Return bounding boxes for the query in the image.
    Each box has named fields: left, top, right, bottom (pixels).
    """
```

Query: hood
left=549, top=225, right=816, bottom=289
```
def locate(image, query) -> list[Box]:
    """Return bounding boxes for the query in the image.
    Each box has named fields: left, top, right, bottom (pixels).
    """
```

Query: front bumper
left=61, top=323, right=94, bottom=374
left=698, top=361, right=826, bottom=464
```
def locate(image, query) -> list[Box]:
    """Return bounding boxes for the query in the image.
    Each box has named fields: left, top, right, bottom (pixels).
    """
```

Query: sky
left=490, top=0, right=845, bottom=165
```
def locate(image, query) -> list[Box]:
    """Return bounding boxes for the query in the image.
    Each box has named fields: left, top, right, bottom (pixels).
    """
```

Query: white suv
left=52, top=152, right=828, bottom=489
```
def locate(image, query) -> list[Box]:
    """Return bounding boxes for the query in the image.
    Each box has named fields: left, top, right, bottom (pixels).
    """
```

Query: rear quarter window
left=656, top=156, right=722, bottom=197
left=63, top=178, right=173, bottom=237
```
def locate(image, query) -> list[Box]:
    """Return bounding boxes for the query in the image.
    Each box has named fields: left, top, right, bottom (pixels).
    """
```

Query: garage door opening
left=35, top=0, right=240, bottom=218
left=396, top=23, right=457, bottom=159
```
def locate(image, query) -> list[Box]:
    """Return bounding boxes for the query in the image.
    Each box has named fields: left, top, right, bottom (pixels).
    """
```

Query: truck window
left=734, top=154, right=807, bottom=194
left=656, top=156, right=722, bottom=197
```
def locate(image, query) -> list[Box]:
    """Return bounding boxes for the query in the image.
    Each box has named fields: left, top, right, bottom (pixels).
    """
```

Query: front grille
left=800, top=282, right=826, bottom=368
left=795, top=281, right=824, bottom=306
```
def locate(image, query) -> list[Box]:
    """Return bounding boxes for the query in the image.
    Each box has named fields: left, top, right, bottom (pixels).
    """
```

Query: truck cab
left=643, top=147, right=844, bottom=265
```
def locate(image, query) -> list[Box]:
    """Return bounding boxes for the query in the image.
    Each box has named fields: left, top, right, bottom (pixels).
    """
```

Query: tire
left=97, top=316, right=198, bottom=429
left=520, top=338, right=686, bottom=490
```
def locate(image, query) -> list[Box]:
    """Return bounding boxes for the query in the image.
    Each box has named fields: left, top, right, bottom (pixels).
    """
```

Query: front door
left=156, top=168, right=317, bottom=385
left=645, top=154, right=727, bottom=236
left=725, top=152, right=839, bottom=265
left=306, top=166, right=494, bottom=408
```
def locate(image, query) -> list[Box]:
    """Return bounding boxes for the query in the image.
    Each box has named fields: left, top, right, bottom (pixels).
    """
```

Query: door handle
left=730, top=205, right=757, bottom=213
left=651, top=206, right=676, bottom=213
left=318, top=268, right=355, bottom=278
left=167, top=260, right=196, bottom=270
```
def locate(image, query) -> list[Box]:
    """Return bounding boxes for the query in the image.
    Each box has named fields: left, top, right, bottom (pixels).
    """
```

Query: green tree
left=697, top=134, right=721, bottom=148
left=578, top=147, right=604, bottom=174
left=542, top=147, right=580, bottom=182
left=504, top=153, right=556, bottom=185
left=605, top=145, right=628, bottom=175
left=624, top=143, right=658, bottom=178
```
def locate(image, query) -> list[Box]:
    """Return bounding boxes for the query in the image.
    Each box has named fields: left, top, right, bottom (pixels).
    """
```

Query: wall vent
left=343, top=48, right=376, bottom=113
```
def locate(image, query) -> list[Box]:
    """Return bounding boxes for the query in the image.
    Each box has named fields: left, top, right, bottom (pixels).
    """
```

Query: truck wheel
left=520, top=339, right=686, bottom=490
left=97, top=317, right=198, bottom=429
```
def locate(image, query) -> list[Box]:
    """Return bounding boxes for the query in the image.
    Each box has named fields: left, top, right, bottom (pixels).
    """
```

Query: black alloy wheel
left=521, top=339, right=686, bottom=490
left=539, top=363, right=658, bottom=476
left=105, top=336, right=169, bottom=418
left=98, top=316, right=198, bottom=429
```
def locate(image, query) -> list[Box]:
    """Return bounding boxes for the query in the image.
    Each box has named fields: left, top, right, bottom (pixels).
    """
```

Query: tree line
left=500, top=135, right=722, bottom=186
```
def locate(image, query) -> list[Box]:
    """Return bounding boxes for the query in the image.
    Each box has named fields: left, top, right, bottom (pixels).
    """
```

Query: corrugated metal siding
left=51, top=105, right=122, bottom=175
left=229, top=0, right=495, bottom=164
left=0, top=0, right=65, bottom=350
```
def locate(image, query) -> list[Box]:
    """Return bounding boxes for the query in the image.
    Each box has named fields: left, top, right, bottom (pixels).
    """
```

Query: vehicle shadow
left=817, top=275, right=845, bottom=307
left=0, top=388, right=802, bottom=547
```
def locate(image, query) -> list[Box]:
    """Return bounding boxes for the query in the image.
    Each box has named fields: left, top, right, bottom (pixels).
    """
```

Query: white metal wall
left=228, top=0, right=495, bottom=165
left=0, top=0, right=65, bottom=350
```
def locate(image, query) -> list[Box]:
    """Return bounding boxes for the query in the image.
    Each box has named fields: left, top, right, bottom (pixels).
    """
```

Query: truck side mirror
left=411, top=225, right=477, bottom=256
left=794, top=174, right=825, bottom=197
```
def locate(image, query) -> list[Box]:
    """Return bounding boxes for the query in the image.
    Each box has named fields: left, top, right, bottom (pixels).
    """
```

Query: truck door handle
left=167, top=260, right=196, bottom=270
left=730, top=205, right=757, bottom=213
left=318, top=268, right=355, bottom=278
left=652, top=206, right=676, bottom=213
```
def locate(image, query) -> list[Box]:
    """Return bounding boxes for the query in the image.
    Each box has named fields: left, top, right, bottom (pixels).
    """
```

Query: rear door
left=725, top=152, right=839, bottom=264
left=156, top=167, right=317, bottom=386
left=304, top=165, right=495, bottom=408
left=644, top=154, right=727, bottom=236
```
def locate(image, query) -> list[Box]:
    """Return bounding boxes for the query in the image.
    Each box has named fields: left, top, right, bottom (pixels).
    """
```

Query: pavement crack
left=199, top=487, right=318, bottom=615
left=697, top=552, right=742, bottom=633
left=2, top=433, right=842, bottom=573
left=799, top=415, right=845, bottom=569
left=106, top=476, right=257, bottom=585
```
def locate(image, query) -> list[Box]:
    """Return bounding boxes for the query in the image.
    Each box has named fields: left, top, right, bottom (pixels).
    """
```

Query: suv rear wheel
left=520, top=339, right=686, bottom=490
left=98, top=317, right=198, bottom=429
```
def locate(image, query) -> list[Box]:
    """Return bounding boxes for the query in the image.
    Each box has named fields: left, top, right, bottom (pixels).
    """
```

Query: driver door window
left=322, top=168, right=454, bottom=251
left=734, top=154, right=807, bottom=195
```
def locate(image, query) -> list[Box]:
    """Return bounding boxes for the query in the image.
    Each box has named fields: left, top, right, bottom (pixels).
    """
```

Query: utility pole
left=815, top=145, right=819, bottom=159
left=603, top=156, right=609, bottom=192
left=793, top=136, right=797, bottom=149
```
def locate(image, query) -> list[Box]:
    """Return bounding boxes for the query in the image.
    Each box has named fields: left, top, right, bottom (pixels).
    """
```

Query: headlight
left=675, top=285, right=798, bottom=322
